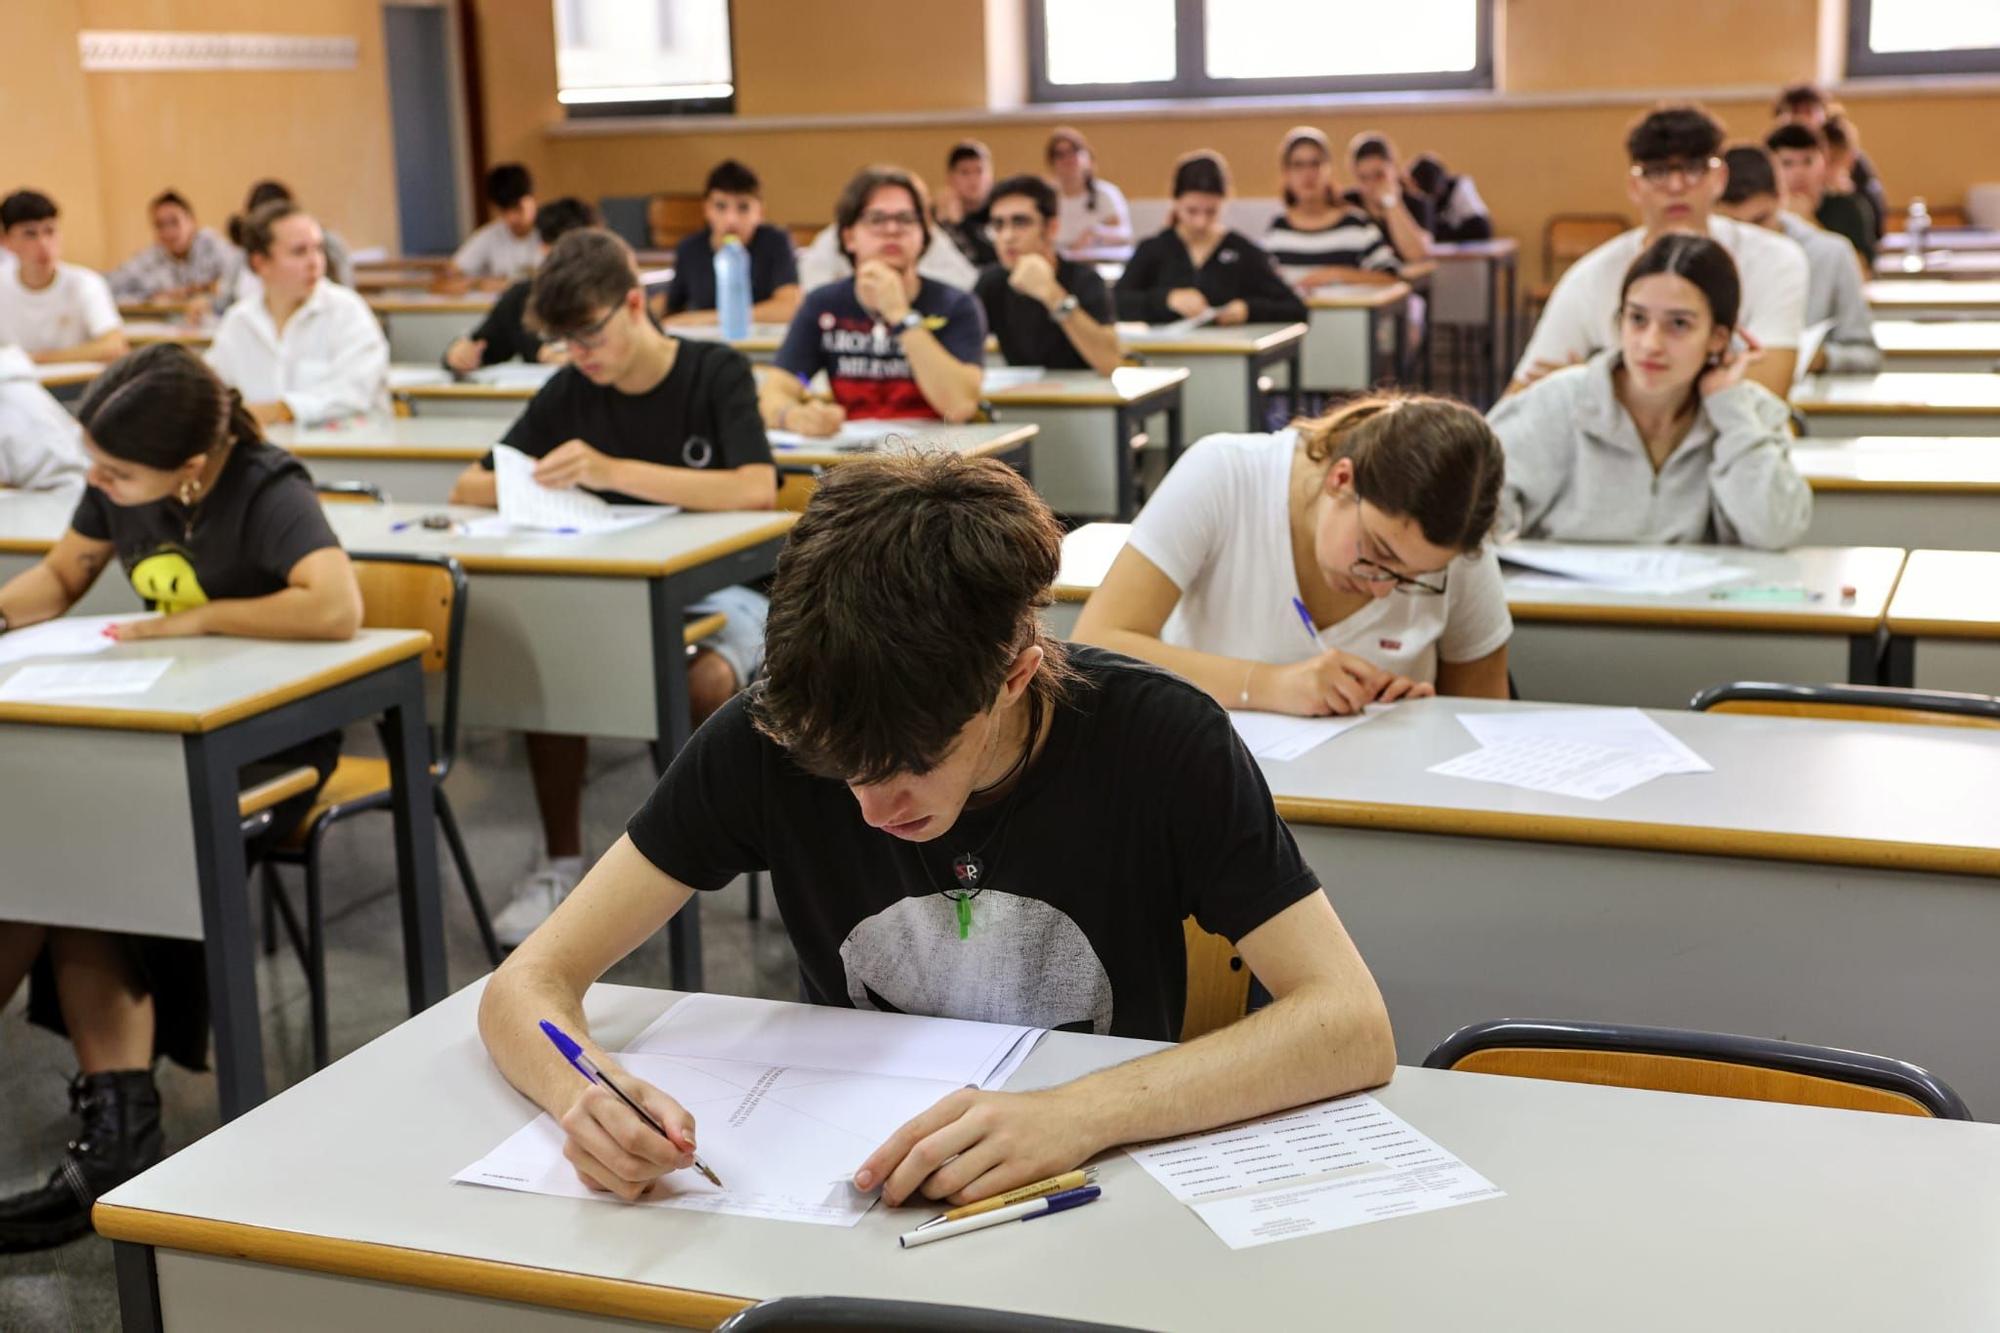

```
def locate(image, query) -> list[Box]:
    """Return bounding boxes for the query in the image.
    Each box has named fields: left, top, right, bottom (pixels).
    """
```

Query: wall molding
left=79, top=30, right=357, bottom=73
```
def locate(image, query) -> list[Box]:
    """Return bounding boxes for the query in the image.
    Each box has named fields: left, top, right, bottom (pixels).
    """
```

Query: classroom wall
left=468, top=0, right=2000, bottom=285
left=3, top=0, right=400, bottom=270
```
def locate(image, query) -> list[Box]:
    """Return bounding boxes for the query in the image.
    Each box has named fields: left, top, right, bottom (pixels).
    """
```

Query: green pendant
left=956, top=896, right=972, bottom=940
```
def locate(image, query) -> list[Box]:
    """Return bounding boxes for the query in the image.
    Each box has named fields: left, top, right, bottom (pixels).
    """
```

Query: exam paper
left=0, top=615, right=149, bottom=667
left=1230, top=706, right=1386, bottom=762
left=981, top=366, right=1047, bottom=392
left=456, top=995, right=1046, bottom=1228
left=0, top=658, right=172, bottom=701
left=1128, top=1093, right=1502, bottom=1250
left=1499, top=543, right=1747, bottom=596
left=1454, top=708, right=1711, bottom=775
left=1429, top=736, right=1687, bottom=801
left=491, top=443, right=677, bottom=534
left=469, top=362, right=561, bottom=391
left=1793, top=319, right=1836, bottom=389
left=768, top=419, right=914, bottom=450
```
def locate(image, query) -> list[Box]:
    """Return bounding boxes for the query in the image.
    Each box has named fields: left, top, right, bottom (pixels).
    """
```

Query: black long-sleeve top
left=1113, top=228, right=1308, bottom=324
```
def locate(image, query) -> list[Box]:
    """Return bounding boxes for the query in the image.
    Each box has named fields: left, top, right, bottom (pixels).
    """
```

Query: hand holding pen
left=541, top=1020, right=723, bottom=1200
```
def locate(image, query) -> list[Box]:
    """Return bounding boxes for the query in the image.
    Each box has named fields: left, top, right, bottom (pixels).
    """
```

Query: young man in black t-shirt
left=974, top=174, right=1122, bottom=375
left=442, top=196, right=599, bottom=375
left=762, top=166, right=987, bottom=435
left=448, top=229, right=778, bottom=946
left=932, top=140, right=997, bottom=268
left=479, top=452, right=1394, bottom=1211
left=662, top=159, right=802, bottom=328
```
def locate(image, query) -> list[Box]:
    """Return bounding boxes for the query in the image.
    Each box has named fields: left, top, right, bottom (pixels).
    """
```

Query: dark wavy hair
left=76, top=344, right=260, bottom=471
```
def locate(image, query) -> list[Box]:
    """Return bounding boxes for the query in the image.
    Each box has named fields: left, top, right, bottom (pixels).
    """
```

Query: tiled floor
left=0, top=729, right=802, bottom=1332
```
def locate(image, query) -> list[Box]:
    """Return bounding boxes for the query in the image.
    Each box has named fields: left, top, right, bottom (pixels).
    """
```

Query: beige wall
left=1500, top=0, right=1822, bottom=92
left=1, top=0, right=399, bottom=269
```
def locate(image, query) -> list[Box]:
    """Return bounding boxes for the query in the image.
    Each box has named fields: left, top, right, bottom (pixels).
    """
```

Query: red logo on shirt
left=1379, top=638, right=1402, bottom=651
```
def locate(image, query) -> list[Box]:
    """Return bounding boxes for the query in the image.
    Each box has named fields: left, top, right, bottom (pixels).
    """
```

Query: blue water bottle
left=715, top=235, right=751, bottom=340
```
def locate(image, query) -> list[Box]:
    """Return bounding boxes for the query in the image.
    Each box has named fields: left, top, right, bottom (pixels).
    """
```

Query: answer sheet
left=1128, top=1093, right=1502, bottom=1250
left=1454, top=707, right=1711, bottom=775
left=456, top=994, right=1044, bottom=1227
left=0, top=615, right=149, bottom=667
left=1428, top=735, right=1688, bottom=801
left=1498, top=543, right=1748, bottom=596
left=0, top=658, right=172, bottom=701
left=491, top=443, right=677, bottom=534
left=1230, top=706, right=1386, bottom=762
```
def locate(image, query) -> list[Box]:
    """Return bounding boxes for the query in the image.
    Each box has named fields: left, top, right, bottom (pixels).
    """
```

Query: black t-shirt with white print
left=626, top=646, right=1320, bottom=1041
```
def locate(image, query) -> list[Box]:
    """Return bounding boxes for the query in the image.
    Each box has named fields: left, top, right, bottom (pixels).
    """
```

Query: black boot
left=0, top=1070, right=164, bottom=1252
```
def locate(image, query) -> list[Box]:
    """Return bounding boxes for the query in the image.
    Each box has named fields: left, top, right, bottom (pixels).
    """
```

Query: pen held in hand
left=538, top=1019, right=724, bottom=1189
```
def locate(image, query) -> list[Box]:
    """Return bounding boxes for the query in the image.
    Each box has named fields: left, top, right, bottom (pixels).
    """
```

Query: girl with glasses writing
left=1073, top=395, right=1511, bottom=716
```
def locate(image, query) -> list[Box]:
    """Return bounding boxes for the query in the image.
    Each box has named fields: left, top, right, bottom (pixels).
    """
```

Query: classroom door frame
left=382, top=0, right=477, bottom=255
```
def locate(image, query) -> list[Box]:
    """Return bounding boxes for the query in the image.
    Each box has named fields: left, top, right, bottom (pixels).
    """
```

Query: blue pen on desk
left=538, top=1019, right=723, bottom=1188
left=897, top=1185, right=1101, bottom=1248
left=1289, top=596, right=1322, bottom=650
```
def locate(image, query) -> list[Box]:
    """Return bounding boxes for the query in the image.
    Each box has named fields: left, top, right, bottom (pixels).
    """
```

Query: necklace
left=912, top=690, right=1043, bottom=940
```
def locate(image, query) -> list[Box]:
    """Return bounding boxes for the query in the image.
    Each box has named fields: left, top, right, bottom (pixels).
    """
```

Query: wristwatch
left=1052, top=294, right=1081, bottom=320
left=890, top=310, right=925, bottom=337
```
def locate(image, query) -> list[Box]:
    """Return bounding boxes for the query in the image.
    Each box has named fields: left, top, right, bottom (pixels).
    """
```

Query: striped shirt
left=1264, top=210, right=1400, bottom=278
left=107, top=228, right=237, bottom=302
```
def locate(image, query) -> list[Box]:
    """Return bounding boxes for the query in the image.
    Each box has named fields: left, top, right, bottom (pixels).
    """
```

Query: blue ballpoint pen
left=539, top=1019, right=724, bottom=1188
left=1289, top=596, right=1322, bottom=650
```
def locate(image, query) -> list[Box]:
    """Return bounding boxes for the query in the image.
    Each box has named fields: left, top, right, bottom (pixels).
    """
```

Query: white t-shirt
left=1125, top=430, right=1513, bottom=684
left=1056, top=178, right=1133, bottom=251
left=205, top=279, right=389, bottom=425
left=0, top=263, right=120, bottom=357
left=0, top=344, right=87, bottom=494
left=1515, top=215, right=1809, bottom=382
left=452, top=219, right=542, bottom=281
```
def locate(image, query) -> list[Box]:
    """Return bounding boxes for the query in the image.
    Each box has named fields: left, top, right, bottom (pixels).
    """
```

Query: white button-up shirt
left=205, top=279, right=388, bottom=425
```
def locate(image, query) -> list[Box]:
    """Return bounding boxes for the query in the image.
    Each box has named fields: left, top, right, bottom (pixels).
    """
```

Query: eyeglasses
left=1630, top=158, right=1721, bottom=188
left=984, top=213, right=1043, bottom=238
left=546, top=303, right=623, bottom=352
left=1349, top=498, right=1447, bottom=595
left=858, top=210, right=922, bottom=233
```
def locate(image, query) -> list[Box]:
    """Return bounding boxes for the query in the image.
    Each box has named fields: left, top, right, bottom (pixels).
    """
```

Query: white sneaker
left=492, top=857, right=583, bottom=948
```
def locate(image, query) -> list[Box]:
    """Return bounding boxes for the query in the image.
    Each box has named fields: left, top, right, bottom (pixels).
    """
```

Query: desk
left=1427, top=239, right=1518, bottom=406
left=1865, top=278, right=2000, bottom=320
left=1301, top=282, right=1408, bottom=392
left=353, top=268, right=452, bottom=294
left=98, top=979, right=2000, bottom=1331
left=34, top=360, right=102, bottom=408
left=1875, top=319, right=2000, bottom=371
left=266, top=418, right=500, bottom=503
left=0, top=628, right=443, bottom=1120
left=1116, top=321, right=1304, bottom=441
left=392, top=364, right=549, bottom=421
left=1882, top=226, right=2000, bottom=253
left=1043, top=519, right=1129, bottom=637
left=983, top=367, right=1187, bottom=520
left=1884, top=549, right=2000, bottom=695
left=1791, top=436, right=2000, bottom=549
left=1269, top=696, right=2000, bottom=1113
left=1875, top=250, right=2000, bottom=281
left=123, top=320, right=214, bottom=350
left=322, top=503, right=797, bottom=990
left=1506, top=544, right=1906, bottom=706
left=0, top=490, right=142, bottom=615
left=670, top=322, right=786, bottom=364
left=770, top=420, right=1035, bottom=472
left=369, top=294, right=496, bottom=363
left=1794, top=372, right=2000, bottom=436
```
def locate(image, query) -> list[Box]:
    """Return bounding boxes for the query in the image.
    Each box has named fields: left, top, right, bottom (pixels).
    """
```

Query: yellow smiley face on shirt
left=130, top=550, right=209, bottom=615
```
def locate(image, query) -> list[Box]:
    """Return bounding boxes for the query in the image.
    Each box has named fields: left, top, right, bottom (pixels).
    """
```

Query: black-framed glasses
left=984, top=213, right=1043, bottom=240
left=1350, top=557, right=1447, bottom=596
left=858, top=210, right=922, bottom=233
left=1630, top=158, right=1721, bottom=188
left=546, top=302, right=623, bottom=353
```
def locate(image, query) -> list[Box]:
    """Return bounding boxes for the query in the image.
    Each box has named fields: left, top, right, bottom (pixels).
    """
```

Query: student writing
left=443, top=196, right=600, bottom=374
left=0, top=346, right=359, bottom=1250
left=1490, top=233, right=1812, bottom=549
left=476, top=452, right=1395, bottom=1208
left=447, top=229, right=777, bottom=945
left=1074, top=395, right=1511, bottom=714
left=1116, top=152, right=1307, bottom=327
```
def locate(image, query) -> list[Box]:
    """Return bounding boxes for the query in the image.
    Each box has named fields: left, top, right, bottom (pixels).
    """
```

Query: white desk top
left=1874, top=319, right=2000, bottom=356
left=1053, top=520, right=1131, bottom=601
left=769, top=420, right=1036, bottom=467
left=1114, top=321, right=1307, bottom=355
left=1794, top=372, right=2000, bottom=415
left=0, top=488, right=80, bottom=550
left=0, top=627, right=427, bottom=733
left=33, top=361, right=103, bottom=388
left=1882, top=227, right=2000, bottom=253
left=266, top=416, right=503, bottom=460
left=122, top=319, right=213, bottom=348
left=368, top=291, right=496, bottom=314
left=324, top=502, right=796, bottom=577
left=1887, top=549, right=2000, bottom=638
left=1268, top=695, right=2000, bottom=868
left=1792, top=436, right=2000, bottom=490
left=1305, top=281, right=1411, bottom=309
left=671, top=322, right=789, bottom=351
left=1503, top=542, right=1904, bottom=633
left=1429, top=238, right=1519, bottom=260
left=981, top=365, right=1189, bottom=406
left=1865, top=278, right=2000, bottom=310
left=96, top=980, right=2000, bottom=1331
left=1875, top=253, right=2000, bottom=281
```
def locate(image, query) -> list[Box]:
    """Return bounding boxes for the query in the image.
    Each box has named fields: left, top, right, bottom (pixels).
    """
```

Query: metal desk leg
left=1882, top=634, right=1914, bottom=688
left=649, top=576, right=703, bottom=992
left=113, top=1241, right=162, bottom=1333
left=381, top=663, right=446, bottom=1014
left=1113, top=405, right=1140, bottom=521
left=1851, top=630, right=1888, bottom=685
left=1164, top=392, right=1185, bottom=464
left=182, top=733, right=264, bottom=1121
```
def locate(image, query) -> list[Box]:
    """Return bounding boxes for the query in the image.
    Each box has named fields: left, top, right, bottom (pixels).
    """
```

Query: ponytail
left=1296, top=393, right=1504, bottom=553
left=76, top=345, right=250, bottom=471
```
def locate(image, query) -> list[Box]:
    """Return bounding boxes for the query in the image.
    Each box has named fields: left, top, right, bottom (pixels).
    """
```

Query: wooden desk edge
left=1307, top=282, right=1412, bottom=309
left=0, top=633, right=430, bottom=734
left=287, top=444, right=490, bottom=462
left=1505, top=599, right=1889, bottom=634
left=445, top=515, right=798, bottom=578
left=1124, top=323, right=1309, bottom=355
left=985, top=369, right=1191, bottom=406
left=1795, top=400, right=2000, bottom=416
left=90, top=1204, right=753, bottom=1330
left=1274, top=797, right=2000, bottom=878
left=396, top=385, right=534, bottom=402
left=1805, top=477, right=2000, bottom=494
left=1884, top=612, right=2000, bottom=639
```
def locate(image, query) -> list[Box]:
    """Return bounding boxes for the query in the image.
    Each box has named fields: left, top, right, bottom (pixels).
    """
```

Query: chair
left=1424, top=1019, right=1971, bottom=1119
left=717, top=1296, right=1147, bottom=1332
left=1180, top=918, right=1250, bottom=1042
left=1690, top=681, right=2000, bottom=731
left=315, top=481, right=386, bottom=504
left=1523, top=212, right=1629, bottom=324
left=647, top=194, right=707, bottom=249
left=261, top=553, right=500, bottom=1069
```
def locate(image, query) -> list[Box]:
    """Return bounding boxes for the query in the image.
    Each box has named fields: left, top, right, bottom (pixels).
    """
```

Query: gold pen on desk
left=911, top=1168, right=1096, bottom=1232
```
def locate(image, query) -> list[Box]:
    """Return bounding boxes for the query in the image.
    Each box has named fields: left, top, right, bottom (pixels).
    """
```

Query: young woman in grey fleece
left=1489, top=233, right=1811, bottom=550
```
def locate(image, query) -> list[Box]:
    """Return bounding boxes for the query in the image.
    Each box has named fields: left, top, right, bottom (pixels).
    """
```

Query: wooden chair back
left=1542, top=213, right=1629, bottom=282
left=1181, top=919, right=1251, bottom=1042
left=648, top=194, right=707, bottom=247
left=352, top=558, right=460, bottom=677
left=1446, top=1047, right=1939, bottom=1116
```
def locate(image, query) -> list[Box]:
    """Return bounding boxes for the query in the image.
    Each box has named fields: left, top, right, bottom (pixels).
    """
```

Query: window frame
left=1027, top=0, right=1493, bottom=104
left=554, top=0, right=739, bottom=121
left=1846, top=0, right=2000, bottom=78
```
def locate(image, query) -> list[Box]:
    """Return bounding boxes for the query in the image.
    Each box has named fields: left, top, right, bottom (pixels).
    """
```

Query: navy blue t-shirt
left=773, top=277, right=986, bottom=420
left=666, top=225, right=800, bottom=314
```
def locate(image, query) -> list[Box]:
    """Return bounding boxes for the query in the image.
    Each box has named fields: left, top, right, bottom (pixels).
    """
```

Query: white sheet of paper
left=1429, top=736, right=1683, bottom=801
left=768, top=419, right=911, bottom=450
left=1793, top=319, right=1836, bottom=389
left=1153, top=309, right=1220, bottom=337
left=387, top=365, right=452, bottom=390
left=0, top=658, right=172, bottom=701
left=469, top=362, right=561, bottom=390
left=1230, top=706, right=1386, bottom=762
left=981, top=366, right=1047, bottom=391
left=1127, top=1093, right=1502, bottom=1250
left=0, top=615, right=150, bottom=667
left=491, top=443, right=677, bottom=533
left=1455, top=708, right=1711, bottom=774
left=455, top=996, right=1047, bottom=1228
left=1499, top=544, right=1747, bottom=595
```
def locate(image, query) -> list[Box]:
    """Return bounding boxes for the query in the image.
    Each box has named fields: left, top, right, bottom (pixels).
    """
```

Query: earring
left=179, top=477, right=200, bottom=506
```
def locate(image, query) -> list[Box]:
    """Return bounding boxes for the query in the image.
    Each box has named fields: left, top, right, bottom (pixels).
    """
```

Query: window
left=553, top=0, right=735, bottom=117
left=1848, top=0, right=2000, bottom=78
left=1029, top=0, right=1490, bottom=103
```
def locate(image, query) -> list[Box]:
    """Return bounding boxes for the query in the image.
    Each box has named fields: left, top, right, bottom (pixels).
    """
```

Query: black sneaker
left=0, top=1070, right=163, bottom=1252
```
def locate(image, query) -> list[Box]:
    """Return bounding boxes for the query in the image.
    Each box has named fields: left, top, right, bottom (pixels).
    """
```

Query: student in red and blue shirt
left=760, top=167, right=986, bottom=437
